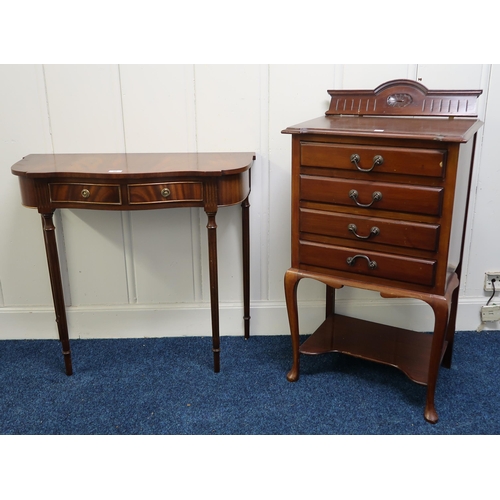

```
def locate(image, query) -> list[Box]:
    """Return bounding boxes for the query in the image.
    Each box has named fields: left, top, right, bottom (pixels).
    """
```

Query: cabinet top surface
left=11, top=152, right=255, bottom=179
left=282, top=115, right=482, bottom=142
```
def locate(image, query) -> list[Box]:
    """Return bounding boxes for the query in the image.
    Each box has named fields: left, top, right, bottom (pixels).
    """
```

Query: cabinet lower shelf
left=299, top=314, right=448, bottom=386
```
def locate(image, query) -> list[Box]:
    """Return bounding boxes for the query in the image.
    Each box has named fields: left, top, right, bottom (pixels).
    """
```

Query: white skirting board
left=0, top=298, right=497, bottom=340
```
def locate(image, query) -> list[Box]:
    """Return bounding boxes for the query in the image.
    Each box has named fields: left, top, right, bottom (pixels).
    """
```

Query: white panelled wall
left=1, top=64, right=499, bottom=340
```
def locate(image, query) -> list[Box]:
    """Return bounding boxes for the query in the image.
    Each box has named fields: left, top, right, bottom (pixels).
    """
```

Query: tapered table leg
left=41, top=212, right=73, bottom=376
left=206, top=210, right=220, bottom=373
left=242, top=196, right=250, bottom=339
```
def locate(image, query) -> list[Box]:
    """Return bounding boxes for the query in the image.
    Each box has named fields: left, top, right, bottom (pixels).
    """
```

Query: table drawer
left=301, top=175, right=443, bottom=216
left=49, top=183, right=121, bottom=205
left=301, top=142, right=446, bottom=178
left=300, top=208, right=440, bottom=252
left=128, top=182, right=203, bottom=205
left=299, top=241, right=437, bottom=286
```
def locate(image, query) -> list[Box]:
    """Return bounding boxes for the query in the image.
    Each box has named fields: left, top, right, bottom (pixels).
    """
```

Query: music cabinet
left=282, top=79, right=483, bottom=423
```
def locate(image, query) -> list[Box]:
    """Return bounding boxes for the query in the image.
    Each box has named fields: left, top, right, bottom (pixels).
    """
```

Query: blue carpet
left=1, top=331, right=499, bottom=435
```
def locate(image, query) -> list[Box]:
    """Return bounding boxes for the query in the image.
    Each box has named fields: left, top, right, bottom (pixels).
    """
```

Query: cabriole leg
left=424, top=275, right=458, bottom=423
left=424, top=298, right=452, bottom=424
left=441, top=284, right=460, bottom=369
left=284, top=269, right=302, bottom=382
left=326, top=285, right=335, bottom=318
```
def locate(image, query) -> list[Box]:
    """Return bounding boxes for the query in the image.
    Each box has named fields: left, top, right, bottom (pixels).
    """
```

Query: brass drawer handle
left=350, top=154, right=384, bottom=172
left=81, top=188, right=90, bottom=199
left=346, top=254, right=377, bottom=270
left=161, top=187, right=171, bottom=198
left=348, top=223, right=380, bottom=239
left=349, top=189, right=382, bottom=208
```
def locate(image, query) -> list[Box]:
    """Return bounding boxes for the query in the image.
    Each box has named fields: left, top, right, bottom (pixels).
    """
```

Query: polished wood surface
left=12, top=152, right=255, bottom=375
left=298, top=314, right=446, bottom=385
left=283, top=115, right=482, bottom=142
left=12, top=152, right=254, bottom=177
left=282, top=80, right=482, bottom=423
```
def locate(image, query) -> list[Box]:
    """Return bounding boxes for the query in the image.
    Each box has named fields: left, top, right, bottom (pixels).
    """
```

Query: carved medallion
left=387, top=93, right=413, bottom=108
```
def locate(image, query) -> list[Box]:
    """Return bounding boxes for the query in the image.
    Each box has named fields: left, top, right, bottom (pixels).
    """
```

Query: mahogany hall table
left=11, top=152, right=255, bottom=375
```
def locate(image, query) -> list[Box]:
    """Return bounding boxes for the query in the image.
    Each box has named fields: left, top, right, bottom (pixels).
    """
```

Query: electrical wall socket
left=484, top=273, right=500, bottom=291
left=481, top=304, right=500, bottom=322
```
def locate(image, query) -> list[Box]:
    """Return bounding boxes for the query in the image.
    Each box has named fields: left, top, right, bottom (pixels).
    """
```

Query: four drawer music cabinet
left=282, top=79, right=483, bottom=423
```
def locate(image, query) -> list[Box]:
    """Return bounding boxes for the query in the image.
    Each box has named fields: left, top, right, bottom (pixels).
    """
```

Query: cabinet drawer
left=299, top=241, right=437, bottom=286
left=301, top=175, right=443, bottom=216
left=301, top=142, right=446, bottom=178
left=300, top=208, right=440, bottom=252
left=49, top=183, right=121, bottom=205
left=128, top=182, right=203, bottom=205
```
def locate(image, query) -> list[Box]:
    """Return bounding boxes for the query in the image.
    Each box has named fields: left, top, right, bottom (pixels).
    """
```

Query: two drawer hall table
left=11, top=152, right=255, bottom=375
left=282, top=80, right=483, bottom=423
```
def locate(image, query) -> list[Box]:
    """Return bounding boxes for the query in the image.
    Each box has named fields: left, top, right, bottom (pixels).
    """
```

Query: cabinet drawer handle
left=346, top=254, right=378, bottom=270
left=348, top=223, right=380, bottom=239
left=348, top=189, right=382, bottom=208
left=161, top=187, right=171, bottom=198
left=350, top=154, right=384, bottom=172
left=81, top=188, right=90, bottom=199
